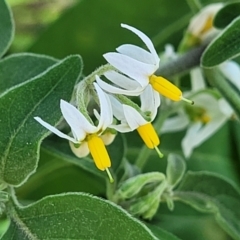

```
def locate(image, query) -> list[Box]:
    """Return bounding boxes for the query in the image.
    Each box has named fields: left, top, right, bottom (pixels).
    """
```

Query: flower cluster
left=34, top=24, right=192, bottom=181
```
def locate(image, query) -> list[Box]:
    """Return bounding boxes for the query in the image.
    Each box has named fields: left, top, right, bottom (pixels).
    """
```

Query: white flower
left=161, top=60, right=240, bottom=158
left=188, top=3, right=223, bottom=41
left=108, top=84, right=162, bottom=156
left=97, top=24, right=192, bottom=103
left=34, top=82, right=114, bottom=181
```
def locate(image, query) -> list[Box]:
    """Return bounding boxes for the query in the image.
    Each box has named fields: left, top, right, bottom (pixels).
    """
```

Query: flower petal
left=219, top=61, right=240, bottom=90
left=105, top=71, right=141, bottom=90
left=122, top=104, right=147, bottom=130
left=69, top=141, right=90, bottom=158
left=60, top=100, right=95, bottom=140
left=103, top=52, right=155, bottom=87
left=161, top=113, right=189, bottom=134
left=117, top=44, right=156, bottom=65
left=34, top=117, right=78, bottom=143
left=218, top=98, right=233, bottom=116
left=96, top=76, right=143, bottom=96
left=189, top=114, right=228, bottom=148
left=121, top=24, right=159, bottom=64
left=94, top=82, right=113, bottom=131
left=140, top=85, right=160, bottom=120
left=108, top=94, right=125, bottom=121
left=181, top=122, right=202, bottom=158
left=190, top=67, right=206, bottom=91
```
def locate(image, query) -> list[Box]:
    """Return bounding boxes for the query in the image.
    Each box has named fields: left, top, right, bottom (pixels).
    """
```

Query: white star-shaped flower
left=34, top=82, right=114, bottom=181
left=107, top=84, right=163, bottom=157
left=97, top=24, right=192, bottom=103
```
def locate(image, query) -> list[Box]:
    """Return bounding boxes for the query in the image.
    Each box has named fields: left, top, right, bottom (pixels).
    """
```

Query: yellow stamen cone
left=149, top=75, right=182, bottom=101
left=87, top=134, right=113, bottom=181
left=149, top=75, right=193, bottom=104
left=137, top=123, right=160, bottom=149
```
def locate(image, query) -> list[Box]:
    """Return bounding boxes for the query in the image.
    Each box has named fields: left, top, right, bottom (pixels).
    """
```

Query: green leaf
left=146, top=224, right=182, bottom=240
left=0, top=53, right=57, bottom=95
left=3, top=193, right=157, bottom=240
left=214, top=2, right=240, bottom=29
left=201, top=16, right=240, bottom=67
left=175, top=171, right=240, bottom=240
left=42, top=133, right=125, bottom=179
left=0, top=55, right=82, bottom=186
left=166, top=154, right=186, bottom=188
left=0, top=0, right=14, bottom=58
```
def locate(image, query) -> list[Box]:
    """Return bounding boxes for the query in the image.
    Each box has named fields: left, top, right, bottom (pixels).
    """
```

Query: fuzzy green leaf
left=214, top=2, right=240, bottom=29
left=3, top=193, right=157, bottom=239
left=175, top=171, right=240, bottom=240
left=166, top=154, right=186, bottom=188
left=0, top=0, right=14, bottom=58
left=0, top=53, right=57, bottom=95
left=0, top=55, right=82, bottom=186
left=201, top=16, right=240, bottom=67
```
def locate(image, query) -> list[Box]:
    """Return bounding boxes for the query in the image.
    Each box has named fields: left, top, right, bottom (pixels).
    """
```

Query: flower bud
left=115, top=172, right=165, bottom=200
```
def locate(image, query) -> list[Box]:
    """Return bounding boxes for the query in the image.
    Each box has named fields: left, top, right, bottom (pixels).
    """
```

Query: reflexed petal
left=34, top=117, right=78, bottom=144
left=140, top=85, right=160, bottom=120
left=121, top=24, right=159, bottom=64
left=117, top=44, right=156, bottom=65
left=219, top=61, right=240, bottom=90
left=110, top=122, right=132, bottom=133
left=96, top=76, right=143, bottom=96
left=181, top=122, right=202, bottom=158
left=60, top=100, right=95, bottom=139
left=101, top=132, right=116, bottom=145
left=105, top=71, right=141, bottom=90
left=104, top=52, right=155, bottom=87
left=122, top=105, right=147, bottom=130
left=69, top=141, right=89, bottom=158
left=190, top=68, right=206, bottom=91
left=161, top=113, right=189, bottom=134
left=108, top=94, right=125, bottom=121
left=94, top=82, right=113, bottom=131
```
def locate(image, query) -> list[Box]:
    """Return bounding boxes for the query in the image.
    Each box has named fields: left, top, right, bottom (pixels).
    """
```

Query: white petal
left=105, top=71, right=141, bottom=90
left=181, top=122, right=202, bottom=158
left=110, top=122, right=132, bottom=133
left=189, top=114, right=228, bottom=148
left=34, top=117, right=78, bottom=144
left=190, top=68, right=206, bottom=91
left=69, top=141, right=89, bottom=158
left=218, top=98, right=233, bottom=116
left=108, top=94, right=125, bottom=121
left=117, top=44, right=156, bottom=65
left=122, top=104, right=147, bottom=130
left=219, top=61, right=240, bottom=90
left=161, top=113, right=189, bottom=134
left=94, top=82, right=113, bottom=131
left=60, top=100, right=95, bottom=139
left=192, top=93, right=218, bottom=116
left=104, top=52, right=155, bottom=87
left=96, top=76, right=143, bottom=96
left=140, top=85, right=160, bottom=120
left=121, top=24, right=159, bottom=64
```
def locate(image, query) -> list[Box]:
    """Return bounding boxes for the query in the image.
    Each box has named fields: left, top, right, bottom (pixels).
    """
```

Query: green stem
left=185, top=0, right=202, bottom=13
left=156, top=43, right=208, bottom=78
